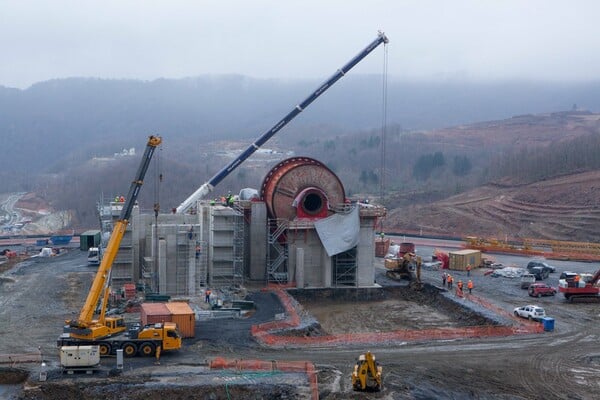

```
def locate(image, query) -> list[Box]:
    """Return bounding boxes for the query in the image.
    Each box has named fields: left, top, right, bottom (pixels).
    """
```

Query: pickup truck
left=527, top=265, right=549, bottom=280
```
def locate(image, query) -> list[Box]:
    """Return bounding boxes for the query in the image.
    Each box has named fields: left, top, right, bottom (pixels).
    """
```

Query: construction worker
left=205, top=289, right=211, bottom=303
left=574, top=274, right=580, bottom=288
left=114, top=195, right=119, bottom=202
left=227, top=193, right=234, bottom=207
left=467, top=279, right=473, bottom=294
left=442, top=272, right=447, bottom=286
left=210, top=198, right=216, bottom=206
left=457, top=280, right=463, bottom=295
left=466, top=264, right=472, bottom=277
left=447, top=275, right=453, bottom=289
left=119, top=195, right=125, bottom=202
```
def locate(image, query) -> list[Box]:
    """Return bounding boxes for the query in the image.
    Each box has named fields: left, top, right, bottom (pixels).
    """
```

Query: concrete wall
left=249, top=202, right=267, bottom=280
left=288, top=230, right=327, bottom=287
left=357, top=218, right=376, bottom=286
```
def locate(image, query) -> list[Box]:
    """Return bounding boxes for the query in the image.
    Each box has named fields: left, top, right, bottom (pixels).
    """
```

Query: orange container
left=375, top=239, right=390, bottom=257
left=166, top=302, right=196, bottom=338
left=140, top=303, right=171, bottom=326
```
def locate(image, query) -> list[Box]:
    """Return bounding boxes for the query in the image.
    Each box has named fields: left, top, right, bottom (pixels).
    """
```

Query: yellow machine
left=385, top=252, right=422, bottom=286
left=352, top=351, right=383, bottom=391
left=57, top=136, right=181, bottom=357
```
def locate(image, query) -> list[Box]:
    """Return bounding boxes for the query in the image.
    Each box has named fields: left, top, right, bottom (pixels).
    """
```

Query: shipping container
left=140, top=303, right=171, bottom=326
left=79, top=230, right=101, bottom=251
left=448, top=249, right=481, bottom=271
left=166, top=302, right=196, bottom=338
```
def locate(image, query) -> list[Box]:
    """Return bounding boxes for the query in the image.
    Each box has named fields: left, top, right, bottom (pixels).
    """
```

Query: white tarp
left=314, top=205, right=360, bottom=256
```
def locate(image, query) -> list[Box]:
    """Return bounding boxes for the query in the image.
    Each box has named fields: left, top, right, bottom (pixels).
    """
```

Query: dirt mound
left=0, top=367, right=29, bottom=384
left=15, top=192, right=50, bottom=214
left=385, top=170, right=600, bottom=242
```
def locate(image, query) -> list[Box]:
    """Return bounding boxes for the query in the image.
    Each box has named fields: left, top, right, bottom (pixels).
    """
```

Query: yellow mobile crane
left=58, top=135, right=181, bottom=357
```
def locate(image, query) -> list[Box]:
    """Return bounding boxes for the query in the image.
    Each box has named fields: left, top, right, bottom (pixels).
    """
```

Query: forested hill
left=2, top=75, right=600, bottom=179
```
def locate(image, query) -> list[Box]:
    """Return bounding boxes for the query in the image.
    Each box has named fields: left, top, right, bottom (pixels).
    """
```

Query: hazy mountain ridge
left=2, top=75, right=600, bottom=176
left=3, top=76, right=600, bottom=236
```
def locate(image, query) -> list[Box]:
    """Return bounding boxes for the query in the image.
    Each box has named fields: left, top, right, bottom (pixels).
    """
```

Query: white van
left=520, top=273, right=536, bottom=289
left=87, top=247, right=101, bottom=266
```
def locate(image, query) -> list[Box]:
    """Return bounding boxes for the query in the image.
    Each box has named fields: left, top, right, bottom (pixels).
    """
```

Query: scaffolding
left=267, top=218, right=289, bottom=285
left=333, top=247, right=358, bottom=287
left=209, top=207, right=244, bottom=287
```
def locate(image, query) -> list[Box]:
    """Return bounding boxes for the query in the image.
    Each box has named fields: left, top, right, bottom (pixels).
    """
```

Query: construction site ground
left=1, top=238, right=600, bottom=399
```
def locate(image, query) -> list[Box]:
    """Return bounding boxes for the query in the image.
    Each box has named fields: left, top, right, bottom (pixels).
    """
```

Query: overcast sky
left=1, top=0, right=599, bottom=89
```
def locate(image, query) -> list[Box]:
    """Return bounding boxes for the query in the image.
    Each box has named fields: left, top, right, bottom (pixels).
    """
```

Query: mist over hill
left=3, top=76, right=600, bottom=230
left=1, top=75, right=599, bottom=178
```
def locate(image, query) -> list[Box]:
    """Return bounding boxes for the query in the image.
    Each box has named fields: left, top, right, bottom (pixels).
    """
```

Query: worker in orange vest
left=467, top=280, right=473, bottom=294
left=447, top=275, right=453, bottom=289
left=574, top=274, right=580, bottom=288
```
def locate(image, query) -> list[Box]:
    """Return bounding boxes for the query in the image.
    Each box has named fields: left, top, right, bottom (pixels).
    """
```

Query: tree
left=452, top=155, right=472, bottom=176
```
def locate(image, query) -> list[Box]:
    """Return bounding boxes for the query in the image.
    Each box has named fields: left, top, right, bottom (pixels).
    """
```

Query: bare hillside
left=384, top=170, right=600, bottom=242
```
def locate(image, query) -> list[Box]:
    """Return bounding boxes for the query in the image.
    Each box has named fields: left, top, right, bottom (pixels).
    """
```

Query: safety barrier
left=210, top=357, right=318, bottom=400
left=251, top=288, right=544, bottom=348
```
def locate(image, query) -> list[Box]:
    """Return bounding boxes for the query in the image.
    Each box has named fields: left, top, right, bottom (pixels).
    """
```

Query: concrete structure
left=100, top=157, right=384, bottom=294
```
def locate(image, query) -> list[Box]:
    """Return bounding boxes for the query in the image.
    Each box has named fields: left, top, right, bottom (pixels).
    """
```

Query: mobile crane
left=175, top=32, right=389, bottom=213
left=58, top=135, right=182, bottom=357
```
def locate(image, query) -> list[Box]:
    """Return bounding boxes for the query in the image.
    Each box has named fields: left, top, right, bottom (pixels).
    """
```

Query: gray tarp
left=314, top=205, right=360, bottom=256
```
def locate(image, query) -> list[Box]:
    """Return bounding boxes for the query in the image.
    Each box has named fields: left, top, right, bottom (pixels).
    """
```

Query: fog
left=1, top=0, right=600, bottom=89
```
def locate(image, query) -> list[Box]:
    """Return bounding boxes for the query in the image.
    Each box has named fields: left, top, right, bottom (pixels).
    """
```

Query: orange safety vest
left=467, top=281, right=473, bottom=289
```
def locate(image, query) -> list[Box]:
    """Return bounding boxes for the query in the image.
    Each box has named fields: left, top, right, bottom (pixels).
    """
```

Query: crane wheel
left=139, top=342, right=156, bottom=357
left=122, top=342, right=138, bottom=357
left=99, top=343, right=111, bottom=356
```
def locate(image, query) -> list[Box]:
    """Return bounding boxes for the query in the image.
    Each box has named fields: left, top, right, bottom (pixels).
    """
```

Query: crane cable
left=153, top=143, right=162, bottom=216
left=379, top=39, right=389, bottom=233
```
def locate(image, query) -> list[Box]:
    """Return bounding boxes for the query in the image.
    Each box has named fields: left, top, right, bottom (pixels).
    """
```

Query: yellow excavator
left=57, top=135, right=182, bottom=357
left=352, top=351, right=383, bottom=391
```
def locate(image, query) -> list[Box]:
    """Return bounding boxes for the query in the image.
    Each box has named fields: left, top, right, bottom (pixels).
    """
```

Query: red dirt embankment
left=385, top=170, right=600, bottom=243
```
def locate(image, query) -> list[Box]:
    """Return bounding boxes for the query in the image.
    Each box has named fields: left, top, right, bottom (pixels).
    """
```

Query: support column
left=158, top=239, right=167, bottom=295
left=295, top=248, right=304, bottom=288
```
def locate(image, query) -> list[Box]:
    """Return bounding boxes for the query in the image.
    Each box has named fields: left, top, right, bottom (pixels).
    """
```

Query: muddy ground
left=1, top=242, right=600, bottom=399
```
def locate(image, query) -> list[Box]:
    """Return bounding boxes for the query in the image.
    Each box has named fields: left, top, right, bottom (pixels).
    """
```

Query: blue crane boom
left=176, top=31, right=389, bottom=214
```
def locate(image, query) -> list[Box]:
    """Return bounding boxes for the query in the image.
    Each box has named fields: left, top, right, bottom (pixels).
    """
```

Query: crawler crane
left=57, top=135, right=182, bottom=357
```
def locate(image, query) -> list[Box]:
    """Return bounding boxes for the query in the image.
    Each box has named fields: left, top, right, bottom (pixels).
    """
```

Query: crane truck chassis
left=57, top=135, right=182, bottom=357
left=58, top=322, right=181, bottom=357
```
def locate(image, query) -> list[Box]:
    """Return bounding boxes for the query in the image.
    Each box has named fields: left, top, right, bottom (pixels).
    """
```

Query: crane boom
left=69, top=135, right=161, bottom=330
left=176, top=31, right=389, bottom=214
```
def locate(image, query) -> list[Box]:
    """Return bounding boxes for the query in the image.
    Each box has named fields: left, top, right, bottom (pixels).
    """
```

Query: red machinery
left=558, top=269, right=600, bottom=302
